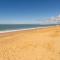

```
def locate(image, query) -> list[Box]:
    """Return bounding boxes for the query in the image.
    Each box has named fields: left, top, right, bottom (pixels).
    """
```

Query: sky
left=0, top=0, right=60, bottom=24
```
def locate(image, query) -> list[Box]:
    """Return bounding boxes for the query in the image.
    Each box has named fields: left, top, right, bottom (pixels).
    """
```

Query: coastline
left=0, top=26, right=60, bottom=60
left=0, top=26, right=55, bottom=33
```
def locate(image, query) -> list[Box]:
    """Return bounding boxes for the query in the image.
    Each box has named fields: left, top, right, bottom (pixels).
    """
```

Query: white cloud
left=45, top=15, right=60, bottom=24
left=35, top=15, right=60, bottom=24
left=0, top=15, right=60, bottom=24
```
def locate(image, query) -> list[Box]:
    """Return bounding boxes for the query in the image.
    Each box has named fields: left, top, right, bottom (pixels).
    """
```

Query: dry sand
left=0, top=26, right=60, bottom=60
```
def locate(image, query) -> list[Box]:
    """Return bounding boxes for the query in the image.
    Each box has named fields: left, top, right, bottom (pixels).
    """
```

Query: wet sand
left=0, top=26, right=60, bottom=60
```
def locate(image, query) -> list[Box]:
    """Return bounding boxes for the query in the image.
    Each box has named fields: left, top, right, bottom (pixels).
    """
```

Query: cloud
left=1, top=15, right=60, bottom=24
left=34, top=15, right=60, bottom=24
left=47, top=15, right=60, bottom=24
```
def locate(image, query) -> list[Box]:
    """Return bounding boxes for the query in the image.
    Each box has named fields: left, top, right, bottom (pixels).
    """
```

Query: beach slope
left=0, top=26, right=60, bottom=60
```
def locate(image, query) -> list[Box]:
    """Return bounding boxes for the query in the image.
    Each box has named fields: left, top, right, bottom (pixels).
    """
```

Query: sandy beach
left=0, top=26, right=60, bottom=60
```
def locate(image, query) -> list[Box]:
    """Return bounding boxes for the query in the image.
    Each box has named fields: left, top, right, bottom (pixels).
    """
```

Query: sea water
left=0, top=24, right=58, bottom=33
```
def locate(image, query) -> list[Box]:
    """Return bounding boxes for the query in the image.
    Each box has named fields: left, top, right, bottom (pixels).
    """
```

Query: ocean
left=0, top=24, right=58, bottom=33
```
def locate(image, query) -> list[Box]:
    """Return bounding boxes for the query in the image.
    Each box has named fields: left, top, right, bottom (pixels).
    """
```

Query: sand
left=0, top=26, right=60, bottom=60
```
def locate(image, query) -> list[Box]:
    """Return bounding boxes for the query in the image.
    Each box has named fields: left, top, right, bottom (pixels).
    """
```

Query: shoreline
left=0, top=26, right=55, bottom=33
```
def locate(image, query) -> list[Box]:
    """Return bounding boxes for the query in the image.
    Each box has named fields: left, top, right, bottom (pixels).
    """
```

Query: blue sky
left=0, top=0, right=60, bottom=24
